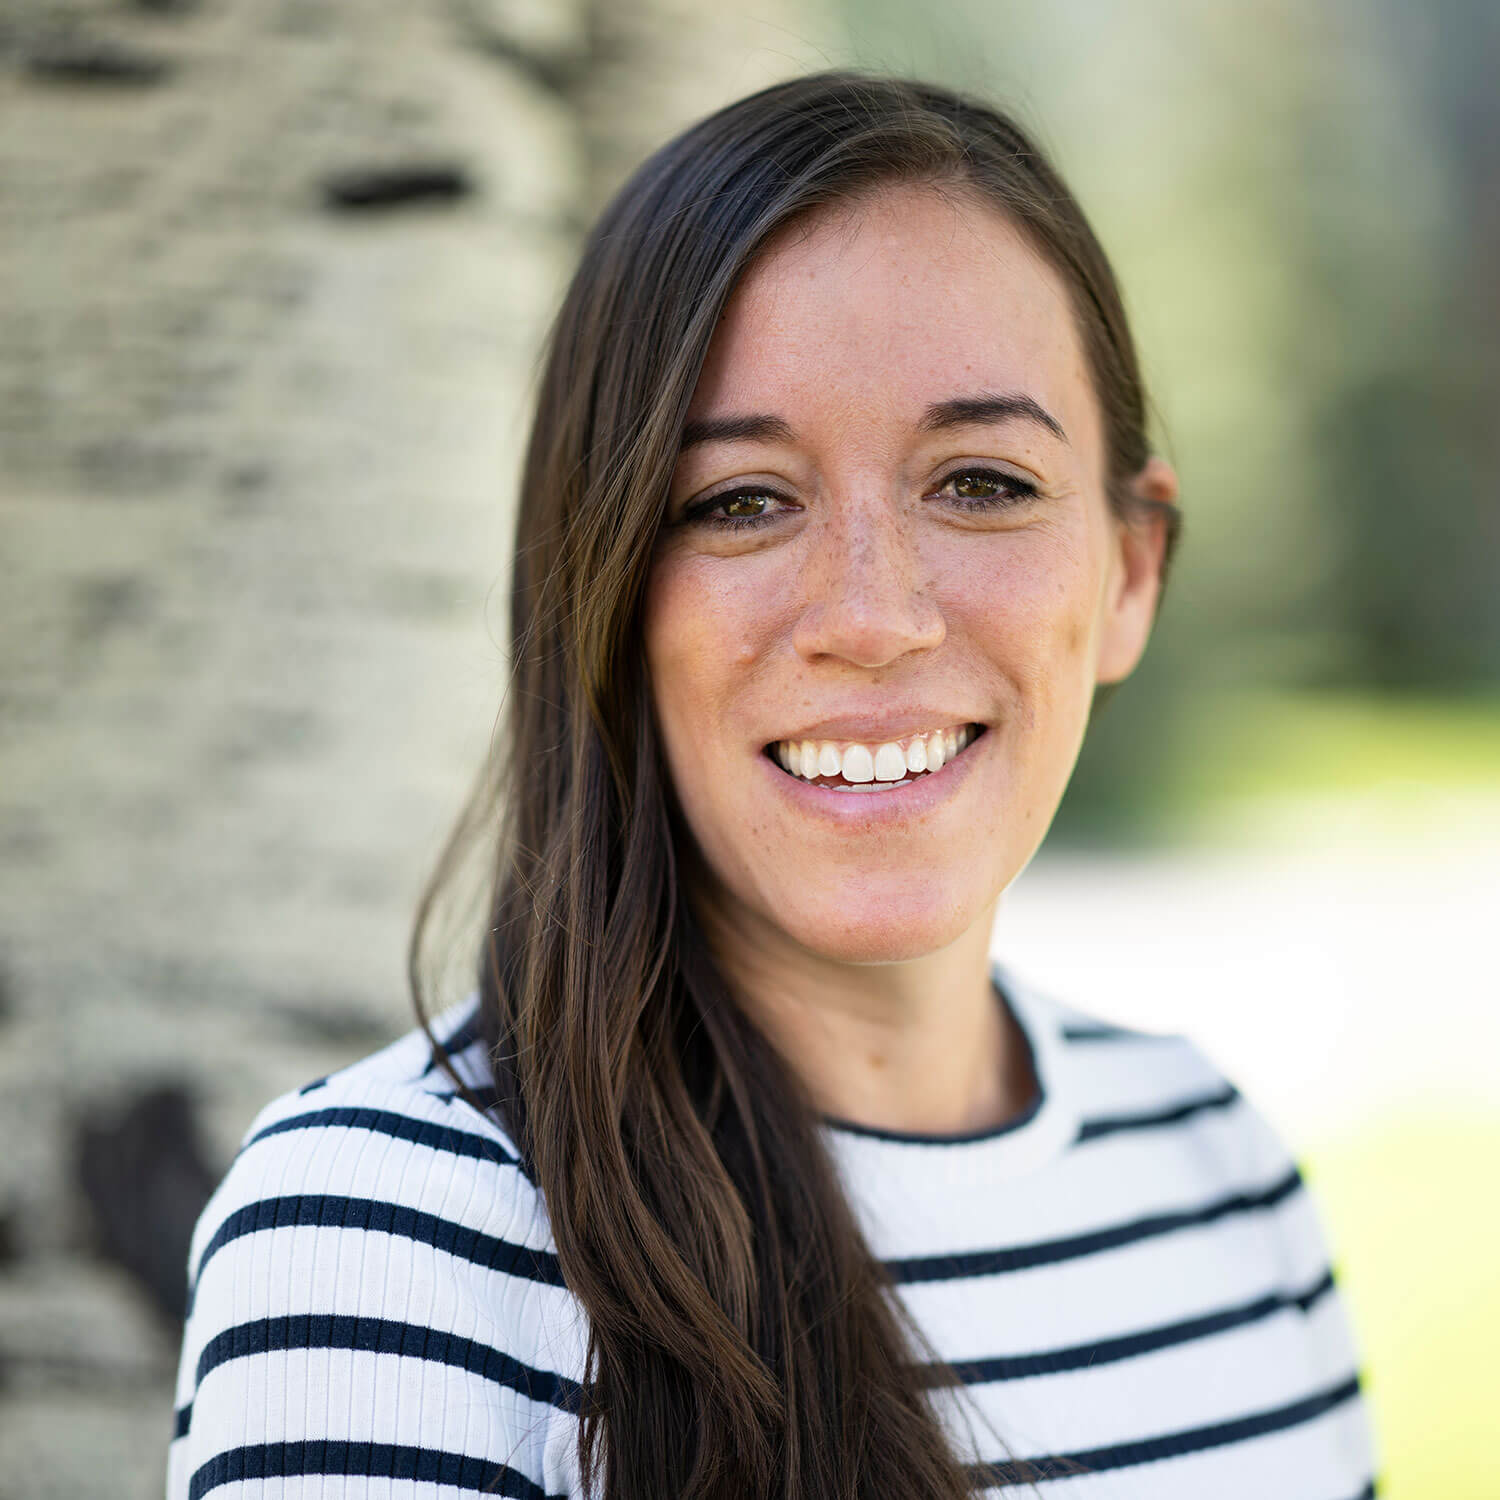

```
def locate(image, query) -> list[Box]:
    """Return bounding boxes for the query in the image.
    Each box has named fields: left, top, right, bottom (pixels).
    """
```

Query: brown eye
left=954, top=472, right=1002, bottom=500
left=681, top=486, right=793, bottom=531
left=722, top=493, right=772, bottom=518
left=937, top=467, right=1038, bottom=510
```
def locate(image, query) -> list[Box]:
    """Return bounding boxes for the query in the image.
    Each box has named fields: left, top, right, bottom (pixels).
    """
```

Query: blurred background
left=1, top=0, right=1495, bottom=1494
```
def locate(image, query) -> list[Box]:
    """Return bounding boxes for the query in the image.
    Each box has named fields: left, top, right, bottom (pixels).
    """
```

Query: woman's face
left=643, top=181, right=1174, bottom=966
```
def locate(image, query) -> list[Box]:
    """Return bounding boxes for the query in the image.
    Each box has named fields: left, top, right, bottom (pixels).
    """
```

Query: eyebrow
left=677, top=389, right=1068, bottom=454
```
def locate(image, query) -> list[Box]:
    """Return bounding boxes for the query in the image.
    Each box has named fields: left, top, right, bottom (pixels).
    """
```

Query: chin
left=779, top=888, right=981, bottom=966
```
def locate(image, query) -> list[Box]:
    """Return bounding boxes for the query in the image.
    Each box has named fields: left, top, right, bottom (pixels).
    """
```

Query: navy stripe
left=245, top=1105, right=518, bottom=1168
left=173, top=1401, right=192, bottom=1438
left=971, top=1370, right=1364, bottom=1487
left=297, top=1076, right=328, bottom=1095
left=1060, top=1022, right=1151, bottom=1042
left=187, top=1441, right=562, bottom=1500
left=188, top=1194, right=564, bottom=1313
left=941, top=1266, right=1336, bottom=1384
left=424, top=1084, right=536, bottom=1184
left=1076, top=1083, right=1240, bottom=1143
left=194, top=1313, right=584, bottom=1411
left=885, top=1163, right=1303, bottom=1284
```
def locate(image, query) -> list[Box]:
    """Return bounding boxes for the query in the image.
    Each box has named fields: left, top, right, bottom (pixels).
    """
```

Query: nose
left=791, top=500, right=945, bottom=668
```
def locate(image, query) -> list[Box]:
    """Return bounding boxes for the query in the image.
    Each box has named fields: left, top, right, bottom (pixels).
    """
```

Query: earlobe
left=1095, top=528, right=1163, bottom=686
left=1096, top=458, right=1179, bottom=685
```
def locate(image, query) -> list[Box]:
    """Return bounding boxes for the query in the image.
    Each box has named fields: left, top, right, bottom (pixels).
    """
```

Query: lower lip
left=760, top=729, right=988, bottom=827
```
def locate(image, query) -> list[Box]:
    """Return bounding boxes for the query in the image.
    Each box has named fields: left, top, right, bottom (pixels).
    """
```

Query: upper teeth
left=772, top=725, right=976, bottom=782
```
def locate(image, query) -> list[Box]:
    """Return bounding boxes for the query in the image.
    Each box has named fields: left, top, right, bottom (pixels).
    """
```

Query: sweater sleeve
left=166, top=1075, right=584, bottom=1500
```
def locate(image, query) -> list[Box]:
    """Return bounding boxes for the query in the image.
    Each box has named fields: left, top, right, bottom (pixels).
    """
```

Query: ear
left=1095, top=456, right=1179, bottom=686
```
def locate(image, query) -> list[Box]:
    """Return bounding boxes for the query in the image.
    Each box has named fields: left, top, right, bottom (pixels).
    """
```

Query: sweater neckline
left=435, top=960, right=1078, bottom=1182
left=817, top=960, right=1081, bottom=1185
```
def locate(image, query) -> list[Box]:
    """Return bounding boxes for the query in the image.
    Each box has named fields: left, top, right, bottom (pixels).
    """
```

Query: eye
left=934, top=466, right=1039, bottom=510
left=681, top=486, right=792, bottom=531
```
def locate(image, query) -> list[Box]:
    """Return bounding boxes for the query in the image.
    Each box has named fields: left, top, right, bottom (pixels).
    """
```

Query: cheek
left=948, top=529, right=1102, bottom=676
left=642, top=565, right=701, bottom=747
left=641, top=556, right=762, bottom=755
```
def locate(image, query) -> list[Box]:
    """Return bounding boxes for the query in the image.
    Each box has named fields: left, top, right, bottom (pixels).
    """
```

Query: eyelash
left=683, top=467, right=1039, bottom=531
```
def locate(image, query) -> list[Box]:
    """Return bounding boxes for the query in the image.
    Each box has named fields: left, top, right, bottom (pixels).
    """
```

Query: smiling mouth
left=764, top=723, right=987, bottom=792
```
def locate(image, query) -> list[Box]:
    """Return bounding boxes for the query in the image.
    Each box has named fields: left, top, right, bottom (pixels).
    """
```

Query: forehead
left=688, top=181, right=1099, bottom=460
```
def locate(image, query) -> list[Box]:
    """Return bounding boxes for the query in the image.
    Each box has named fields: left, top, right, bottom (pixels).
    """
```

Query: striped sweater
left=167, top=964, right=1380, bottom=1499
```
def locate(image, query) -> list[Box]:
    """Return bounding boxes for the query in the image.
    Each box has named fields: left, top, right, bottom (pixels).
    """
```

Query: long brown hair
left=410, top=69, right=1181, bottom=1500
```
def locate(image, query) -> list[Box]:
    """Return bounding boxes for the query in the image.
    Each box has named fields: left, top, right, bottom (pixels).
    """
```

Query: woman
left=169, top=71, right=1379, bottom=1499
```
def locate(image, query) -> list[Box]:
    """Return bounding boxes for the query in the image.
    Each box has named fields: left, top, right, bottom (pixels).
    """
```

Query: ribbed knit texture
left=168, top=964, right=1379, bottom=1499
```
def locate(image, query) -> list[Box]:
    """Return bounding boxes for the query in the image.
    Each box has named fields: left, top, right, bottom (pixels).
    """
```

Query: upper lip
left=765, top=713, right=985, bottom=745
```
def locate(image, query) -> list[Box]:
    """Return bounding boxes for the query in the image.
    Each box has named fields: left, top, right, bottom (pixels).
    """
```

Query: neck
left=694, top=893, right=1036, bottom=1138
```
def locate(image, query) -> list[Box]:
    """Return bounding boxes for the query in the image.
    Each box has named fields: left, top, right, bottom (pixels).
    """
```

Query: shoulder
left=1010, top=967, right=1339, bottom=1273
left=168, top=998, right=587, bottom=1500
left=1003, top=963, right=1247, bottom=1117
left=1003, top=964, right=1312, bottom=1212
left=183, top=996, right=552, bottom=1278
left=1028, top=974, right=1379, bottom=1475
left=184, top=997, right=553, bottom=1295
